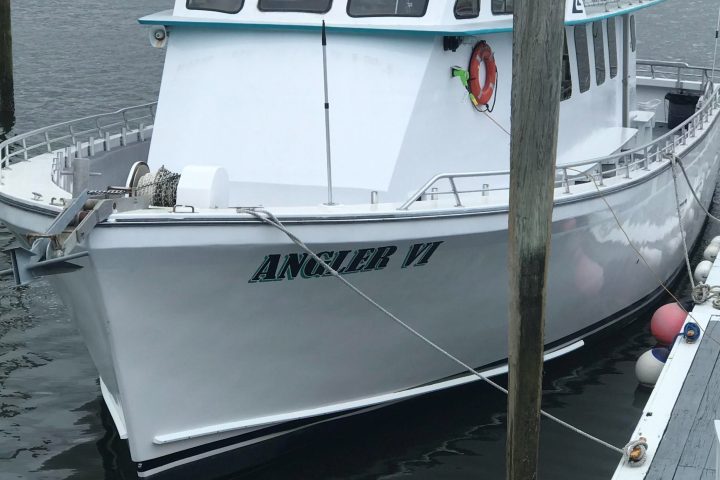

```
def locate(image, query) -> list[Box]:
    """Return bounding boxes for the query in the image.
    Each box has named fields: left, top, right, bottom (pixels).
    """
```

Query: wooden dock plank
left=704, top=443, right=717, bottom=471
left=677, top=324, right=720, bottom=470
left=646, top=322, right=720, bottom=479
left=673, top=465, right=705, bottom=480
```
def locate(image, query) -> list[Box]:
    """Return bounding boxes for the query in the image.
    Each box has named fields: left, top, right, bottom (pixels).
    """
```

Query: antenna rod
left=321, top=20, right=335, bottom=206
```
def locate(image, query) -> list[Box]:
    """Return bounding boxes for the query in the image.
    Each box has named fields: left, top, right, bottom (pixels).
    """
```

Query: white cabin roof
left=139, top=0, right=666, bottom=35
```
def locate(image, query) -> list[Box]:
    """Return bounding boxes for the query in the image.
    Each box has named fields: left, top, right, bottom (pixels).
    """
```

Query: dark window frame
left=607, top=18, right=618, bottom=79
left=347, top=0, right=430, bottom=18
left=562, top=34, right=572, bottom=101
left=186, top=0, right=244, bottom=14
left=258, top=0, right=333, bottom=13
left=574, top=24, right=591, bottom=93
left=454, top=0, right=480, bottom=19
left=592, top=21, right=605, bottom=86
left=630, top=15, right=636, bottom=52
left=490, top=0, right=513, bottom=15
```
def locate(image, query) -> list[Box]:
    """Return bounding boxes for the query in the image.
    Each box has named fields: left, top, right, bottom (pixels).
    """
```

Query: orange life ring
left=469, top=41, right=497, bottom=106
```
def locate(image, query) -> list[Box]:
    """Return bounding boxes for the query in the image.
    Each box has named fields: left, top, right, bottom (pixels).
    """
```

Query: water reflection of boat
left=0, top=0, right=718, bottom=476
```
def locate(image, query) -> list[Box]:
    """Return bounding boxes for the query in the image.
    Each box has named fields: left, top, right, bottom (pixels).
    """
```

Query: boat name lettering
left=248, top=242, right=444, bottom=283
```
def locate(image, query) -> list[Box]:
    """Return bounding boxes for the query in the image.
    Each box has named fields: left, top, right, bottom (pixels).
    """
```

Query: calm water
left=0, top=0, right=718, bottom=478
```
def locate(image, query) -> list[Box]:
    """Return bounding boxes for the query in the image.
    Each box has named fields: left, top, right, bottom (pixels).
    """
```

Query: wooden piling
left=506, top=0, right=565, bottom=478
left=0, top=0, right=14, bottom=133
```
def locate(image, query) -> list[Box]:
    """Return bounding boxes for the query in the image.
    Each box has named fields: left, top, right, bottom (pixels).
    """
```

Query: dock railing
left=0, top=102, right=156, bottom=182
left=399, top=67, right=720, bottom=210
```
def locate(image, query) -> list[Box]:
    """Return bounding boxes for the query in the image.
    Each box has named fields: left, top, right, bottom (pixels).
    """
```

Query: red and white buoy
left=650, top=302, right=687, bottom=345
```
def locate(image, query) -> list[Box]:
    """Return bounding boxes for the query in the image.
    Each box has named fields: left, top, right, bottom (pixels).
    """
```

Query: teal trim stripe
left=567, top=0, right=667, bottom=25
left=138, top=0, right=667, bottom=35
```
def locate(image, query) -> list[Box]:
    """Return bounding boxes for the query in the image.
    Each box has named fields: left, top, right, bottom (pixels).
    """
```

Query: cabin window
left=607, top=18, right=618, bottom=78
left=186, top=0, right=244, bottom=13
left=491, top=0, right=513, bottom=14
left=258, top=0, right=332, bottom=13
left=630, top=15, right=637, bottom=52
left=574, top=25, right=591, bottom=93
left=455, top=0, right=480, bottom=19
left=347, top=0, right=429, bottom=17
left=592, top=21, right=605, bottom=86
left=562, top=35, right=572, bottom=101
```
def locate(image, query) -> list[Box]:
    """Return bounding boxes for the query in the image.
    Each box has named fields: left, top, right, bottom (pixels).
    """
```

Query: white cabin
left=140, top=0, right=654, bottom=206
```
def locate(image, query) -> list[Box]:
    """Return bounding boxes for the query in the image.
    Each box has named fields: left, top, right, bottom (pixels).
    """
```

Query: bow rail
left=0, top=102, right=156, bottom=171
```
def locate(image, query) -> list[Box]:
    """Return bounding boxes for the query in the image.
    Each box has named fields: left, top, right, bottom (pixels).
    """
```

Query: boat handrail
left=0, top=102, right=157, bottom=171
left=584, top=0, right=648, bottom=11
left=637, top=59, right=716, bottom=88
left=399, top=83, right=720, bottom=210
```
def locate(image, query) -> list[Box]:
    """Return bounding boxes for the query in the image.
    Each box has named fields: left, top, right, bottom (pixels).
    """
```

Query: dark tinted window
left=607, top=18, right=618, bottom=78
left=630, top=15, right=636, bottom=52
left=592, top=21, right=605, bottom=86
left=348, top=0, right=428, bottom=17
left=491, top=0, right=513, bottom=14
left=187, top=0, right=244, bottom=13
left=574, top=25, right=591, bottom=93
left=455, top=0, right=479, bottom=18
left=259, top=0, right=332, bottom=12
left=562, top=35, right=572, bottom=101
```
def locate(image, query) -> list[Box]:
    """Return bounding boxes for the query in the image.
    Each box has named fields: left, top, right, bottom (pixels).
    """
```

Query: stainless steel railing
left=399, top=73, right=720, bottom=210
left=636, top=60, right=716, bottom=90
left=0, top=102, right=156, bottom=172
left=584, top=0, right=646, bottom=11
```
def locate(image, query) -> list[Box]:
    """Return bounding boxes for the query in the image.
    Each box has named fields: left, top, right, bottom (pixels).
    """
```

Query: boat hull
left=26, top=115, right=718, bottom=475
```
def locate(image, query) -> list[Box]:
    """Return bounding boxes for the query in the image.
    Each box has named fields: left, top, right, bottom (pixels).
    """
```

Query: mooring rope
left=566, top=165, right=720, bottom=347
left=237, top=207, right=629, bottom=458
left=674, top=154, right=720, bottom=224
left=670, top=157, right=697, bottom=290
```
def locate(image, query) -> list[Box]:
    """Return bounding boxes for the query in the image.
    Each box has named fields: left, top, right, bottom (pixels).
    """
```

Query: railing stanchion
left=562, top=168, right=570, bottom=194
left=643, top=147, right=649, bottom=170
left=88, top=137, right=95, bottom=157
left=138, top=123, right=145, bottom=142
left=21, top=138, right=27, bottom=161
left=120, top=127, right=127, bottom=147
left=624, top=155, right=631, bottom=179
left=69, top=125, right=76, bottom=145
left=104, top=132, right=111, bottom=151
left=448, top=177, right=462, bottom=207
left=44, top=132, right=52, bottom=153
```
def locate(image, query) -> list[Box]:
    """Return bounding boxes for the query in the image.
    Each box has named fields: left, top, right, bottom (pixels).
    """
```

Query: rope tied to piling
left=623, top=437, right=649, bottom=467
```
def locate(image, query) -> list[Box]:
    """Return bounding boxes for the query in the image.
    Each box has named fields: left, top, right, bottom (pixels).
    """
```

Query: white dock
left=612, top=262, right=720, bottom=479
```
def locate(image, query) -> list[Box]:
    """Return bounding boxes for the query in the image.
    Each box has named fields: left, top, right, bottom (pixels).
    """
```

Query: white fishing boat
left=0, top=0, right=718, bottom=476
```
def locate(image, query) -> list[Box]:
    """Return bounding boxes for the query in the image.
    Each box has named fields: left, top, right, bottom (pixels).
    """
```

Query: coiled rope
left=237, top=207, right=640, bottom=462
